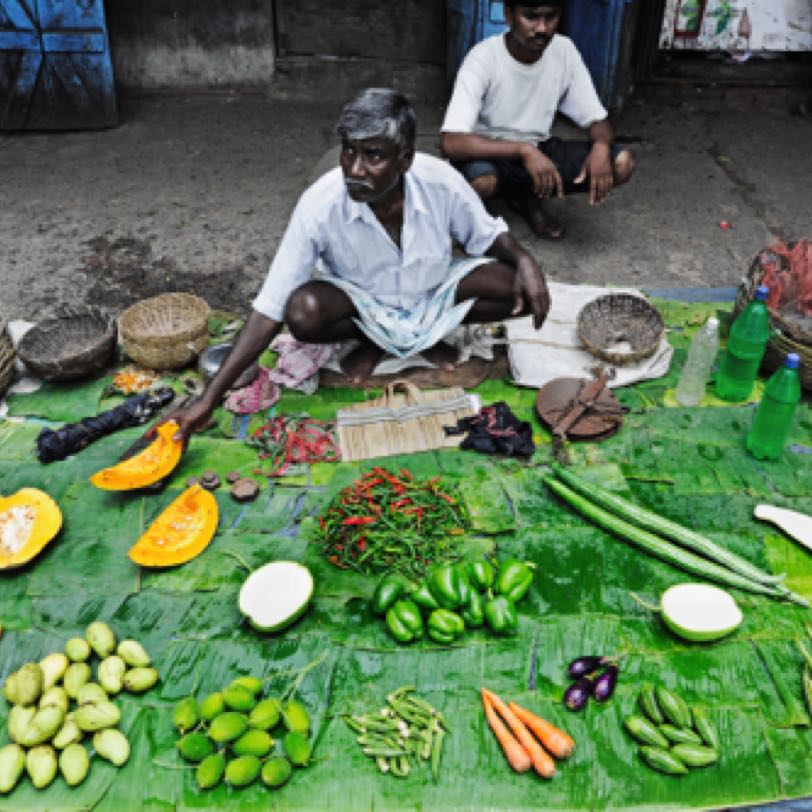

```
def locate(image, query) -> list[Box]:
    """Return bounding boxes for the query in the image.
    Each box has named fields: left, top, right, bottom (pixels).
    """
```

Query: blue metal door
left=0, top=0, right=116, bottom=130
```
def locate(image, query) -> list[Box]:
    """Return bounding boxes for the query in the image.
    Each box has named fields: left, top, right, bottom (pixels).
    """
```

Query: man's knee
left=471, top=173, right=499, bottom=200
left=613, top=150, right=635, bottom=186
left=284, top=286, right=324, bottom=342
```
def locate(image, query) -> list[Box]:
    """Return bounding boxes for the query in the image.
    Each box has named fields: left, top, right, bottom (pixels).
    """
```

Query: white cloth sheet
left=505, top=282, right=673, bottom=388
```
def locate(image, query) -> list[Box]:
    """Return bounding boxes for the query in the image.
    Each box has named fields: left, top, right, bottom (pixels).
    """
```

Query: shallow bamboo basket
left=0, top=317, right=14, bottom=396
left=119, top=293, right=210, bottom=370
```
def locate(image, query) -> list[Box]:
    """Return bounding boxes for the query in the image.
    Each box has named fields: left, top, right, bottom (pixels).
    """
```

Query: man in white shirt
left=441, top=0, right=634, bottom=238
left=157, top=88, right=549, bottom=444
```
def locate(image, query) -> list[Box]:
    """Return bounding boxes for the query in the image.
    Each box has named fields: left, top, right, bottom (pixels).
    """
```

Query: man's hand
left=512, top=254, right=551, bottom=330
left=575, top=142, right=613, bottom=205
left=145, top=396, right=215, bottom=448
left=520, top=143, right=563, bottom=199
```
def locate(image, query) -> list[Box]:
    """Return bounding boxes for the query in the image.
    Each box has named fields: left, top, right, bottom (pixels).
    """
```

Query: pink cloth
left=225, top=367, right=280, bottom=414
left=268, top=335, right=337, bottom=395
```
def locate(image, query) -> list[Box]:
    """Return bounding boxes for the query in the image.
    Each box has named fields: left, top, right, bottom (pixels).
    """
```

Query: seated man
left=159, top=88, right=550, bottom=443
left=440, top=0, right=635, bottom=238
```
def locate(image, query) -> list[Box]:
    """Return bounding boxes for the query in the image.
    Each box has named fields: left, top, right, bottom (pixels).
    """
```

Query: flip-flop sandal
left=505, top=195, right=565, bottom=240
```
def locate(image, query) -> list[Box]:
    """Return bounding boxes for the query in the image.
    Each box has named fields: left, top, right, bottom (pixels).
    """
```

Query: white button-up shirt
left=252, top=153, right=508, bottom=322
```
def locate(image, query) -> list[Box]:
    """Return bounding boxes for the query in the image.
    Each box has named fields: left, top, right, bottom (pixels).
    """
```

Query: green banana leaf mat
left=2, top=299, right=812, bottom=811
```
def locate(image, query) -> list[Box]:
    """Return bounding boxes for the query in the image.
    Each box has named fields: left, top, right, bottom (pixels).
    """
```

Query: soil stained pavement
left=1, top=91, right=811, bottom=321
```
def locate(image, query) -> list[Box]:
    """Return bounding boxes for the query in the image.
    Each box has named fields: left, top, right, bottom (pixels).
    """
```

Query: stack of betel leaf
left=624, top=684, right=720, bottom=776
left=344, top=686, right=449, bottom=780
left=0, top=622, right=158, bottom=794
left=372, top=557, right=534, bottom=644
left=172, top=675, right=314, bottom=791
left=545, top=463, right=807, bottom=605
left=316, top=468, right=468, bottom=578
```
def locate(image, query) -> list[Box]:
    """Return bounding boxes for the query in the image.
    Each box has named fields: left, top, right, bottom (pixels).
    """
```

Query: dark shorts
left=453, top=137, right=624, bottom=197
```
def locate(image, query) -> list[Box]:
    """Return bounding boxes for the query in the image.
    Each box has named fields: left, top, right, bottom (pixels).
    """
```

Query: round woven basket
left=733, top=243, right=812, bottom=390
left=17, top=307, right=116, bottom=381
left=577, top=293, right=664, bottom=366
left=119, top=292, right=210, bottom=370
left=0, top=317, right=15, bottom=396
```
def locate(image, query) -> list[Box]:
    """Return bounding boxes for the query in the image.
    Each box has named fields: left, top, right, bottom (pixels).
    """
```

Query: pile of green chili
left=316, top=467, right=468, bottom=578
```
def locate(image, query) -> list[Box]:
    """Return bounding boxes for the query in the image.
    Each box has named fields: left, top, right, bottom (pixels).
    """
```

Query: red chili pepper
left=328, top=555, right=339, bottom=565
left=399, top=469, right=413, bottom=480
left=391, top=498, right=412, bottom=510
left=359, top=477, right=383, bottom=490
left=366, top=499, right=382, bottom=515
left=335, top=544, right=344, bottom=552
left=358, top=537, right=367, bottom=552
left=436, top=492, right=455, bottom=504
left=342, top=515, right=376, bottom=526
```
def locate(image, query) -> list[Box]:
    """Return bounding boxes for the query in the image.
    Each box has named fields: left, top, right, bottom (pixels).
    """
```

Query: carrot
left=481, top=689, right=532, bottom=773
left=509, top=702, right=575, bottom=760
left=482, top=688, right=556, bottom=779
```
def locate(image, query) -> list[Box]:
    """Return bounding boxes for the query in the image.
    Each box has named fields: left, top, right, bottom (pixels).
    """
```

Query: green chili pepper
left=483, top=595, right=518, bottom=635
left=461, top=589, right=485, bottom=628
left=385, top=600, right=424, bottom=644
left=410, top=583, right=439, bottom=611
left=427, top=609, right=465, bottom=644
left=372, top=573, right=415, bottom=615
left=466, top=560, right=495, bottom=592
left=495, top=559, right=534, bottom=603
left=426, top=564, right=465, bottom=610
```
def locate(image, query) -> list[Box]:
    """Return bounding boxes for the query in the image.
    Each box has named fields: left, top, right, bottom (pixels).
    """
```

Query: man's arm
left=150, top=310, right=281, bottom=445
left=441, top=132, right=564, bottom=199
left=486, top=231, right=550, bottom=330
left=573, top=118, right=614, bottom=205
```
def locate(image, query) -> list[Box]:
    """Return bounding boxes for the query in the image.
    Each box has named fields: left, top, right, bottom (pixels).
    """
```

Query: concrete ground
left=1, top=90, right=811, bottom=322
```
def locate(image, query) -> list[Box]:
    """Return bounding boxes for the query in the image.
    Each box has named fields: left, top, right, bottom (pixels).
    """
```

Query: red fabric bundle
left=758, top=238, right=812, bottom=317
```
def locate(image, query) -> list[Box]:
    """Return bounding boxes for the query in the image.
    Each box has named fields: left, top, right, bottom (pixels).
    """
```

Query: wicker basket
left=734, top=242, right=812, bottom=390
left=577, top=293, right=664, bottom=366
left=0, top=317, right=14, bottom=396
left=119, top=293, right=210, bottom=370
left=17, top=307, right=116, bottom=381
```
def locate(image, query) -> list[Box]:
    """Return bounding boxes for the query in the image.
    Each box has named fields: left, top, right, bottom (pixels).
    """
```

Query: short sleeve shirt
left=252, top=153, right=508, bottom=321
left=441, top=33, right=607, bottom=144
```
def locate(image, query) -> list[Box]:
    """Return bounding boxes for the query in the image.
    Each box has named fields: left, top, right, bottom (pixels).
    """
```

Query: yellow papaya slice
left=90, top=422, right=182, bottom=491
left=128, top=484, right=218, bottom=567
left=0, top=488, right=63, bottom=570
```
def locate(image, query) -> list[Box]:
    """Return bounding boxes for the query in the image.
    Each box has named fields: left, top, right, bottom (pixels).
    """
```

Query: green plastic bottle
left=746, top=353, right=801, bottom=460
left=715, top=285, right=771, bottom=401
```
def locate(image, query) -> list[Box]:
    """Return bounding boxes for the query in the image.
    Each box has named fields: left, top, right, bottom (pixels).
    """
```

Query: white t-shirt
left=441, top=33, right=607, bottom=144
left=252, top=153, right=508, bottom=322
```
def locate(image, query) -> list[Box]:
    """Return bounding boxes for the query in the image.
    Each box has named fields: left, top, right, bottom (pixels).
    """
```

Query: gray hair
left=336, top=88, right=416, bottom=155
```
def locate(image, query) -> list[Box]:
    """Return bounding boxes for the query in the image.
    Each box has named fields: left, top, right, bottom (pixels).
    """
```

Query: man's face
left=505, top=5, right=561, bottom=56
left=339, top=137, right=413, bottom=205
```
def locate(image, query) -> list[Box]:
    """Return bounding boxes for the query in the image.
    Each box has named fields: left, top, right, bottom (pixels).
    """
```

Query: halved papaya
left=90, top=422, right=183, bottom=491
left=128, top=484, right=218, bottom=567
left=0, top=488, right=63, bottom=570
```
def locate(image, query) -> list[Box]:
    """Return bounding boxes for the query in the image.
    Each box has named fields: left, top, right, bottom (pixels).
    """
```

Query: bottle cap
left=786, top=353, right=800, bottom=370
left=755, top=285, right=769, bottom=301
left=707, top=317, right=719, bottom=330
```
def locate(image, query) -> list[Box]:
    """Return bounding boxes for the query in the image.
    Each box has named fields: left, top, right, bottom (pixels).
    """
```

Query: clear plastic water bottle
left=715, top=285, right=771, bottom=401
left=675, top=316, right=719, bottom=406
left=746, top=353, right=802, bottom=460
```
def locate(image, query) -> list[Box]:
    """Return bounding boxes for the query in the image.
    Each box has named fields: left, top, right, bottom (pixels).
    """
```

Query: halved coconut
left=660, top=583, right=743, bottom=642
left=239, top=562, right=314, bottom=633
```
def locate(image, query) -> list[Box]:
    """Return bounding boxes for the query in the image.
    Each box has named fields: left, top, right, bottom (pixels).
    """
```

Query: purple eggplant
left=564, top=677, right=593, bottom=711
left=567, top=655, right=608, bottom=679
left=592, top=664, right=619, bottom=702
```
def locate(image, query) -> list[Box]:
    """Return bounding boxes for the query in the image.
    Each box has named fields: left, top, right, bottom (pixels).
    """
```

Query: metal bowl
left=198, top=343, right=260, bottom=389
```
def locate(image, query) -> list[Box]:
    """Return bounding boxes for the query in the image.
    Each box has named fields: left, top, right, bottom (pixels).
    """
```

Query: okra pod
left=362, top=747, right=408, bottom=758
left=431, top=728, right=445, bottom=781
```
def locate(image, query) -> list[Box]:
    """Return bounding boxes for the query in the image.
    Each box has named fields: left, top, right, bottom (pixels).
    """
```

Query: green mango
left=98, top=656, right=126, bottom=695
left=39, top=653, right=69, bottom=691
left=76, top=683, right=108, bottom=706
left=225, top=755, right=261, bottom=787
left=18, top=705, right=65, bottom=747
left=86, top=621, right=116, bottom=658
left=93, top=729, right=130, bottom=766
left=59, top=743, right=90, bottom=787
left=63, top=662, right=92, bottom=699
left=65, top=637, right=91, bottom=663
left=117, top=640, right=151, bottom=668
left=39, top=686, right=69, bottom=714
left=261, top=757, right=293, bottom=788
left=122, top=667, right=159, bottom=694
left=26, top=745, right=58, bottom=789
left=5, top=663, right=43, bottom=706
left=0, top=744, right=26, bottom=794
left=52, top=716, right=83, bottom=750
left=74, top=700, right=121, bottom=732
left=196, top=752, right=225, bottom=790
left=8, top=705, right=36, bottom=744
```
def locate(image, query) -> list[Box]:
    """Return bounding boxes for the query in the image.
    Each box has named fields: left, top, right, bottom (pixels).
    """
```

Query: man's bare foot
left=341, top=341, right=385, bottom=384
left=507, top=195, right=565, bottom=239
left=422, top=341, right=459, bottom=372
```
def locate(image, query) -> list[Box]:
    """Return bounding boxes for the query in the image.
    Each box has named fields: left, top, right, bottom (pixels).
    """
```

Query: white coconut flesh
left=660, top=583, right=743, bottom=641
left=239, top=561, right=314, bottom=632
